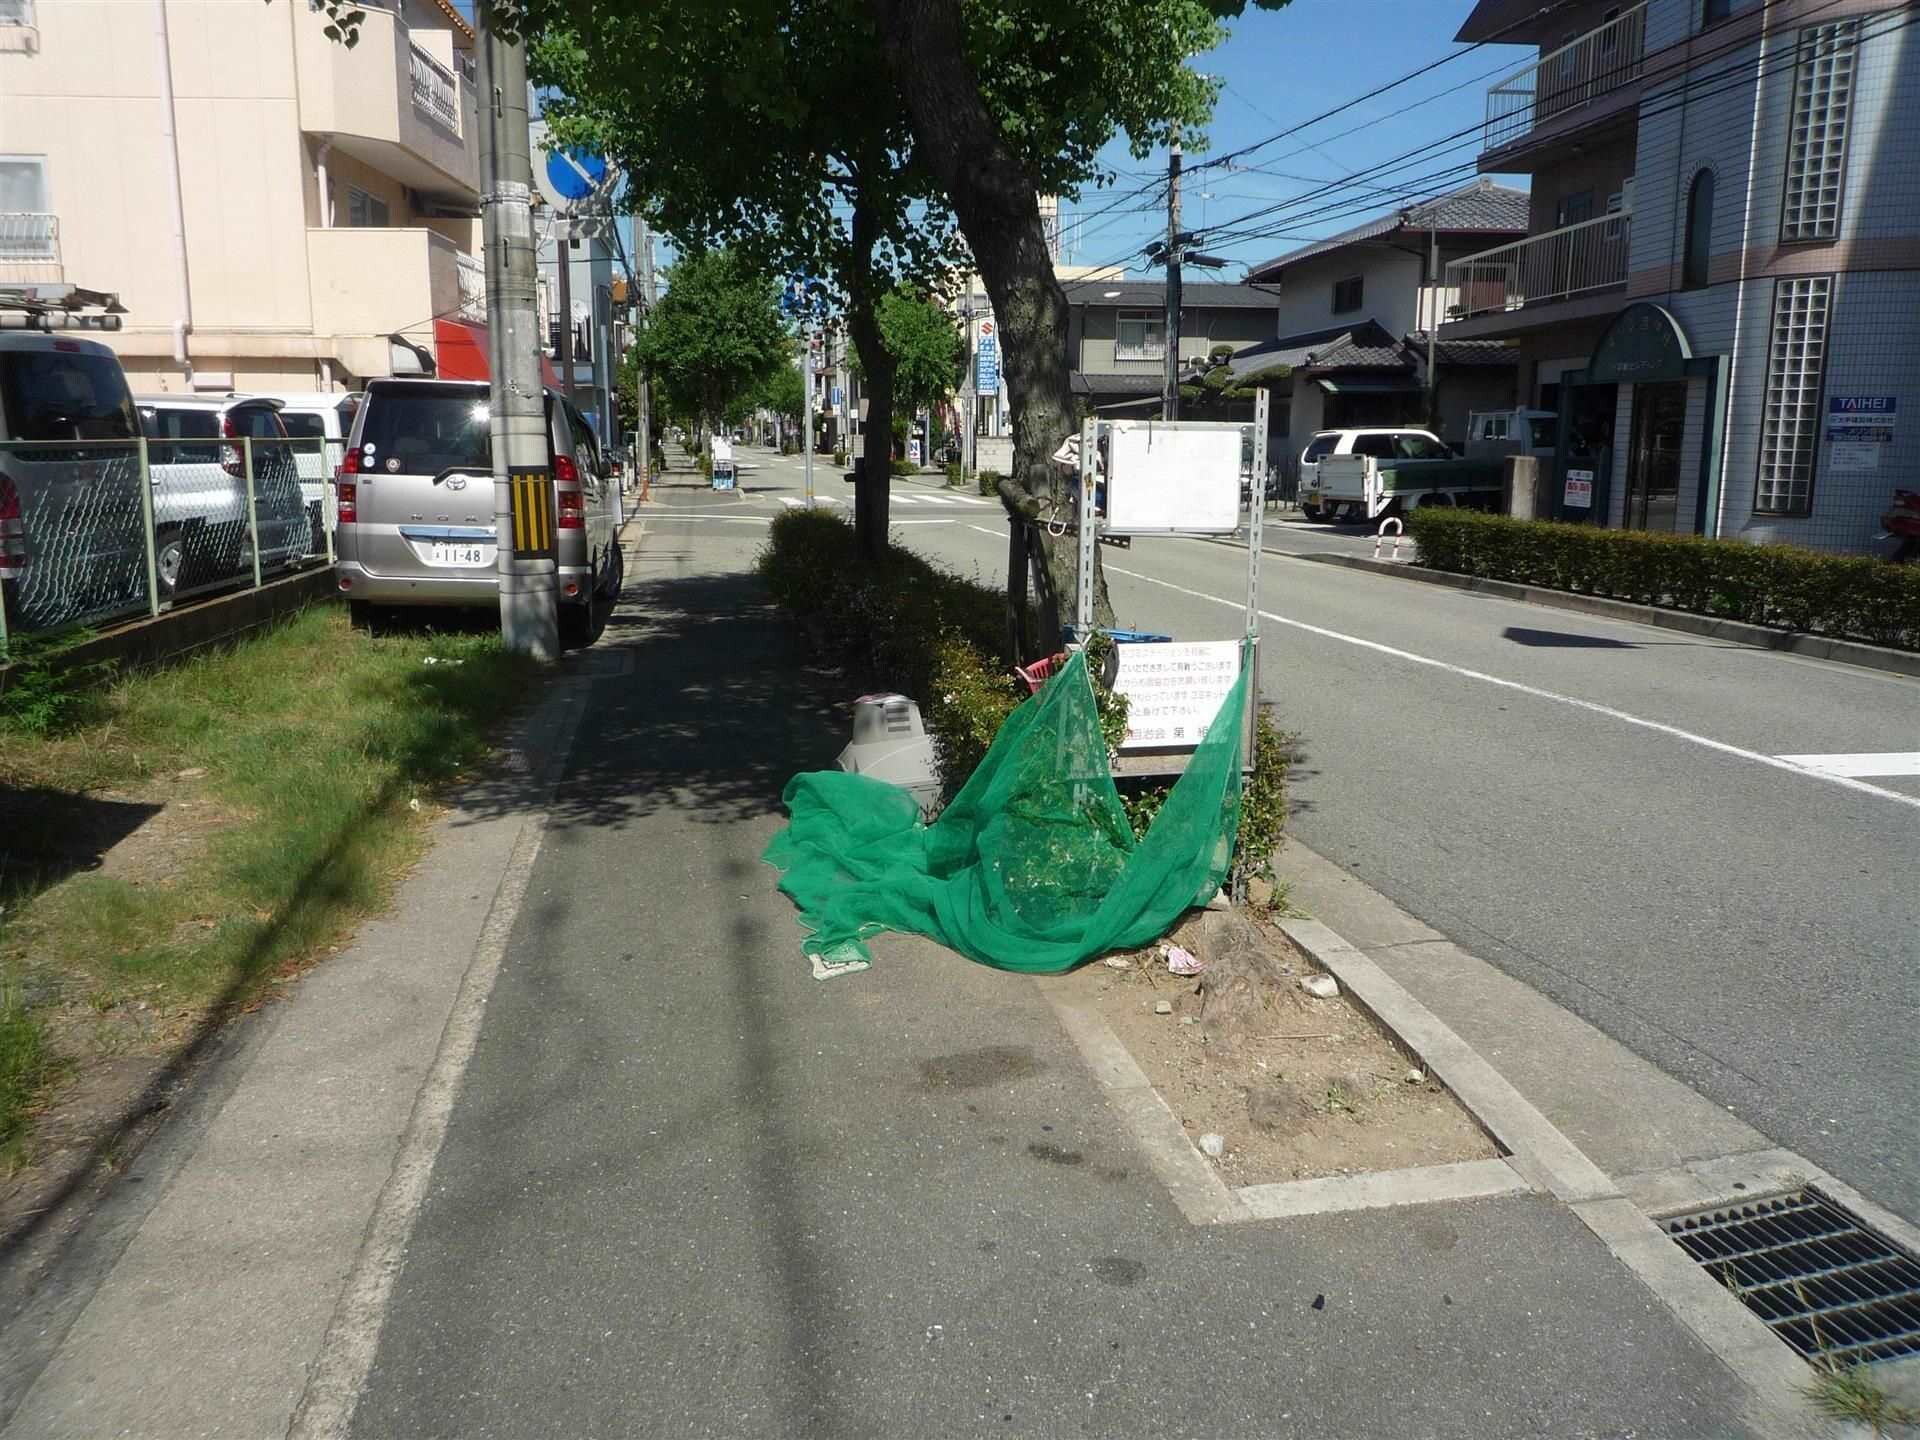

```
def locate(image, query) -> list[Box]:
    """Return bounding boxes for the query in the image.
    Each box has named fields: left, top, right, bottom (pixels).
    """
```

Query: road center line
left=1104, top=563, right=1920, bottom=815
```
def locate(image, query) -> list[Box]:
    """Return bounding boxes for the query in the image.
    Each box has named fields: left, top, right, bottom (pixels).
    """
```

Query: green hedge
left=1407, top=509, right=1920, bottom=651
left=757, top=510, right=1290, bottom=891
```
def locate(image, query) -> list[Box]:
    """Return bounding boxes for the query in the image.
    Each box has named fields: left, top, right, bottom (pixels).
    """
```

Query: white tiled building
left=1442, top=0, right=1920, bottom=552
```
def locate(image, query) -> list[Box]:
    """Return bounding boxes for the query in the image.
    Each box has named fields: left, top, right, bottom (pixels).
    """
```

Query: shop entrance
left=1625, top=381, right=1686, bottom=531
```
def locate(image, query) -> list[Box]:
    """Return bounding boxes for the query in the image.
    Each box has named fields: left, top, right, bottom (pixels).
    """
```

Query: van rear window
left=1, top=350, right=140, bottom=456
left=356, top=384, right=492, bottom=477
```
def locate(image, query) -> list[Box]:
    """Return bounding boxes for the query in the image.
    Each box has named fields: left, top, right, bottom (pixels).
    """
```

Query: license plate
left=428, top=542, right=491, bottom=567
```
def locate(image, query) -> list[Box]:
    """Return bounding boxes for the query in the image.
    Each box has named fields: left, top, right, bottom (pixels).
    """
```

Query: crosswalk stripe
left=1776, top=752, right=1920, bottom=778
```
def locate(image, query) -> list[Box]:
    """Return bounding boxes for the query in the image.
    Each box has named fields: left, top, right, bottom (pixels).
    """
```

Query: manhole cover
left=1664, top=1188, right=1920, bottom=1366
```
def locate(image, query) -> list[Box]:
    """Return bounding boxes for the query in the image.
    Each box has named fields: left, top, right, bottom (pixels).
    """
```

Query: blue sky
left=1062, top=1, right=1533, bottom=279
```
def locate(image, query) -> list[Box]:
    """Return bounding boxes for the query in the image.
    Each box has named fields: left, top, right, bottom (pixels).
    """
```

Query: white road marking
left=1103, top=562, right=1920, bottom=816
left=966, top=523, right=1006, bottom=540
left=776, top=495, right=841, bottom=508
left=1775, top=752, right=1920, bottom=778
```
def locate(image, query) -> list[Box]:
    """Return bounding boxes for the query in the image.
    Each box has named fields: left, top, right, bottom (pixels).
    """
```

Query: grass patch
left=1801, top=1365, right=1918, bottom=1436
left=0, top=605, right=534, bottom=1168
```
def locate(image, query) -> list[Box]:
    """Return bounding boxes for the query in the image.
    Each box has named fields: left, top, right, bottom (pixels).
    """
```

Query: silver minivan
left=257, top=390, right=363, bottom=554
left=332, top=378, right=620, bottom=646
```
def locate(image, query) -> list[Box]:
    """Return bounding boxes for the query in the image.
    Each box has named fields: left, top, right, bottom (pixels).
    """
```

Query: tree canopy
left=632, top=250, right=790, bottom=436
left=852, top=290, right=964, bottom=418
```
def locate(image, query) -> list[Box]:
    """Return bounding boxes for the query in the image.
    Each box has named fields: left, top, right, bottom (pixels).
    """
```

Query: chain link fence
left=1, top=437, right=333, bottom=652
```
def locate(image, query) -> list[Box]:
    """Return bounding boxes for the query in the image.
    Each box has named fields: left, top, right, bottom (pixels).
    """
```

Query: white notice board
left=1112, top=640, right=1243, bottom=752
left=1103, top=420, right=1243, bottom=535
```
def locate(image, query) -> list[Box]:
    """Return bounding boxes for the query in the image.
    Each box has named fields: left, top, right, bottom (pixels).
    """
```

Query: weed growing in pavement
left=1801, top=1365, right=1919, bottom=1435
left=0, top=605, right=533, bottom=1167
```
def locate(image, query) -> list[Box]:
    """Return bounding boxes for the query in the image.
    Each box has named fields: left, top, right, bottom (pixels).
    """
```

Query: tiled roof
left=1243, top=179, right=1528, bottom=282
left=1303, top=331, right=1415, bottom=374
left=1061, top=280, right=1281, bottom=311
left=1070, top=371, right=1165, bottom=396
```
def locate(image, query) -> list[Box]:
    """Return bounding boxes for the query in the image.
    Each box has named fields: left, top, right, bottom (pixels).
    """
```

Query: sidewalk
left=0, top=509, right=1823, bottom=1438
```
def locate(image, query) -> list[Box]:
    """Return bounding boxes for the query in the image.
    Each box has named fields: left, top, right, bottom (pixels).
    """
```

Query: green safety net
left=764, top=646, right=1248, bottom=973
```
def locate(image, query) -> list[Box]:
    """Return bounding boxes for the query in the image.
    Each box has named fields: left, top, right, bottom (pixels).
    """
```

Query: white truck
left=1301, top=427, right=1505, bottom=522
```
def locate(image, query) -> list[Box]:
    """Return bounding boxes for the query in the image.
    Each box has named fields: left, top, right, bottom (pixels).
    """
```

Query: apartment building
left=1443, top=0, right=1920, bottom=551
left=0, top=0, right=486, bottom=393
left=1060, top=279, right=1280, bottom=414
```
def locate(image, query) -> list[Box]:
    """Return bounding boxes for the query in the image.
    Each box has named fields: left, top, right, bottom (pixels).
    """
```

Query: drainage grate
left=1665, top=1188, right=1920, bottom=1366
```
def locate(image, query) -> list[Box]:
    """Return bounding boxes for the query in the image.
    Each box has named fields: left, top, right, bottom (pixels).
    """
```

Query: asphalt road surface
left=733, top=451, right=1920, bottom=1223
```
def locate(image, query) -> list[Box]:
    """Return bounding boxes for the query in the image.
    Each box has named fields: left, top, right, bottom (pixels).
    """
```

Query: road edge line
left=285, top=680, right=590, bottom=1440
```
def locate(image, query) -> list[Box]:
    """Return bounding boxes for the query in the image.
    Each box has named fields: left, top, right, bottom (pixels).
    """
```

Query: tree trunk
left=846, top=186, right=893, bottom=563
left=867, top=0, right=1113, bottom=637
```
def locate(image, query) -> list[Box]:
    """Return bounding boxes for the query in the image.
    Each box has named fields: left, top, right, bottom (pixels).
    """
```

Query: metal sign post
left=1075, top=417, right=1097, bottom=635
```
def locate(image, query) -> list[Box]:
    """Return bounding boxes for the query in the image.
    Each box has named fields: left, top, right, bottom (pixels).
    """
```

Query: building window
left=1702, top=0, right=1733, bottom=26
left=0, top=0, right=36, bottom=26
left=346, top=186, right=391, bottom=228
left=1114, top=310, right=1165, bottom=361
left=0, top=154, right=53, bottom=258
left=1781, top=20, right=1858, bottom=242
left=1555, top=190, right=1594, bottom=227
left=1755, top=275, right=1830, bottom=516
left=1682, top=169, right=1715, bottom=288
left=1331, top=275, right=1363, bottom=314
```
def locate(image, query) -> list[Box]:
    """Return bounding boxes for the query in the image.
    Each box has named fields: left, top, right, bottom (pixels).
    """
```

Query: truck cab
left=1466, top=409, right=1557, bottom=463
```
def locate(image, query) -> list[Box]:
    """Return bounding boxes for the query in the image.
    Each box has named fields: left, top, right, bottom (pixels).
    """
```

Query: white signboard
left=1826, top=395, right=1896, bottom=474
left=1112, top=640, right=1242, bottom=751
left=1103, top=420, right=1243, bottom=535
left=1564, top=468, right=1595, bottom=508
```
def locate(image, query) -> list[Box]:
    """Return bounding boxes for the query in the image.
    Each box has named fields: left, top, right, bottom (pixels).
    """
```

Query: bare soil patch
left=1065, top=913, right=1497, bottom=1188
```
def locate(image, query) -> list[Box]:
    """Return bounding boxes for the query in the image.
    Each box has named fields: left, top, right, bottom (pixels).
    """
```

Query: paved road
left=735, top=450, right=1920, bottom=1222
left=347, top=493, right=1761, bottom=1438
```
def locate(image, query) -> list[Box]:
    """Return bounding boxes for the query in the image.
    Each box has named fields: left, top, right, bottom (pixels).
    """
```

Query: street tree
left=755, top=362, right=808, bottom=439
left=632, top=250, right=790, bottom=443
left=849, top=289, right=964, bottom=451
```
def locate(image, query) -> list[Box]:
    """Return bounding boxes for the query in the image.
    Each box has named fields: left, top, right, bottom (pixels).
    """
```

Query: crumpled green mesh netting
left=764, top=646, right=1248, bottom=973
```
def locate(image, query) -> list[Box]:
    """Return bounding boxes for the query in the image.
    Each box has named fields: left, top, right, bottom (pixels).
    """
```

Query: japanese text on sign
left=1111, top=640, right=1241, bottom=751
left=1564, top=468, right=1594, bottom=509
left=1826, top=395, right=1897, bottom=474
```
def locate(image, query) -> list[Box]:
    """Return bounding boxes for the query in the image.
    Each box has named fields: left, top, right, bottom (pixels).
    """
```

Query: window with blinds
left=1755, top=276, right=1831, bottom=516
left=1781, top=20, right=1858, bottom=242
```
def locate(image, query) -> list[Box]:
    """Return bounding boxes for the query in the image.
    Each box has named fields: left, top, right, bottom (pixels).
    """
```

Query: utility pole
left=1164, top=123, right=1182, bottom=421
left=1425, top=226, right=1440, bottom=432
left=478, top=14, right=558, bottom=660
left=636, top=217, right=655, bottom=501
left=802, top=321, right=815, bottom=506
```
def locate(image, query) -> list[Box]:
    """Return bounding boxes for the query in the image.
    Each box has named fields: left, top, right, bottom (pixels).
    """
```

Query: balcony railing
left=0, top=212, right=61, bottom=284
left=1485, top=2, right=1647, bottom=152
left=1444, top=210, right=1631, bottom=322
left=408, top=41, right=461, bottom=136
left=456, top=249, right=486, bottom=321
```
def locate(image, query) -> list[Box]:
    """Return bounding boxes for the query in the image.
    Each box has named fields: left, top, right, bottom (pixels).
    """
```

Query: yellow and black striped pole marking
left=509, top=468, right=557, bottom=559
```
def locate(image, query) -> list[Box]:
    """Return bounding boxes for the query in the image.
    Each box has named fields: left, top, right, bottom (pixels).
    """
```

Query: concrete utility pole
left=802, top=322, right=815, bottom=506
left=636, top=217, right=654, bottom=500
left=478, top=15, right=558, bottom=660
left=1164, top=124, right=1182, bottom=421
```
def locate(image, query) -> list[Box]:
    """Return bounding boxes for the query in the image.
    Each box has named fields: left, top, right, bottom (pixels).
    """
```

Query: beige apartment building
left=0, top=0, right=488, bottom=392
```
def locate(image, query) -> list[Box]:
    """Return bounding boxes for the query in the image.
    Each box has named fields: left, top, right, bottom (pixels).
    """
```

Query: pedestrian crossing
left=776, top=492, right=997, bottom=509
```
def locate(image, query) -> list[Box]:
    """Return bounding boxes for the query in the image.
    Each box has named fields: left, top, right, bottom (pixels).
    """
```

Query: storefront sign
left=1564, top=468, right=1595, bottom=508
left=1112, top=641, right=1241, bottom=751
left=975, top=320, right=1000, bottom=396
left=1587, top=303, right=1692, bottom=384
left=1826, top=395, right=1896, bottom=473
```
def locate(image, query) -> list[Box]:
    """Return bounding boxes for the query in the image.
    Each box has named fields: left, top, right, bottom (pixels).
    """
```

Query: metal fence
left=0, top=436, right=338, bottom=652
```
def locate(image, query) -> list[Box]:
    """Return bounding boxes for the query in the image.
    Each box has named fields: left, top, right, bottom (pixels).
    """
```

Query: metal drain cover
left=1664, top=1188, right=1920, bottom=1366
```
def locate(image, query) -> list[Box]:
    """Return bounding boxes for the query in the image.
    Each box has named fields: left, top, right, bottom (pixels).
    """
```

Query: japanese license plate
left=428, top=542, right=491, bottom=567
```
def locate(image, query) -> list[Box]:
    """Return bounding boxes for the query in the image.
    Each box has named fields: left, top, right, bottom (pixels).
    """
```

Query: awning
left=433, top=318, right=564, bottom=388
left=1316, top=378, right=1420, bottom=395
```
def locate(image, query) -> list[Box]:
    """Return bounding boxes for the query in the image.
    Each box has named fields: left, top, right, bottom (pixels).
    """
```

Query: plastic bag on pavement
left=763, top=646, right=1249, bottom=973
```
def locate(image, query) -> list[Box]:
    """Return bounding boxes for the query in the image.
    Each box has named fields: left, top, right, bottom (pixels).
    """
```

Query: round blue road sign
left=545, top=147, right=609, bottom=202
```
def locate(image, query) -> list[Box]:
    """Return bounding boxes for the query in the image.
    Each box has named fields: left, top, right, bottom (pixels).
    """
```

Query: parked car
left=257, top=390, right=363, bottom=553
left=1466, top=408, right=1557, bottom=464
left=332, top=378, right=621, bottom=647
left=1297, top=427, right=1452, bottom=521
left=135, top=393, right=312, bottom=599
left=0, top=332, right=147, bottom=631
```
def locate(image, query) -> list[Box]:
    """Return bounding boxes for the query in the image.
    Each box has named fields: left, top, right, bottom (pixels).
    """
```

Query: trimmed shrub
left=1407, top=508, right=1920, bottom=651
left=945, top=461, right=965, bottom=488
left=833, top=448, right=848, bottom=468
left=757, top=510, right=1289, bottom=892
left=890, top=456, right=917, bottom=477
left=977, top=468, right=1004, bottom=498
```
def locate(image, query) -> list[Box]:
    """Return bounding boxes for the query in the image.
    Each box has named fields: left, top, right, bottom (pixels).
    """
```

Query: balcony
left=1483, top=2, right=1646, bottom=165
left=295, top=7, right=478, bottom=203
left=0, top=212, right=60, bottom=286
left=1442, top=211, right=1631, bottom=336
left=308, top=227, right=477, bottom=373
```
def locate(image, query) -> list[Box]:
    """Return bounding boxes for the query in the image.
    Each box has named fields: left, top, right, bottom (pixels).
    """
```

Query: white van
left=256, top=391, right=363, bottom=552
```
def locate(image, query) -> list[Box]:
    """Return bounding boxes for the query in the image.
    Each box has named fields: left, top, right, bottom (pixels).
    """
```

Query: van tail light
left=337, top=447, right=361, bottom=478
left=0, top=476, right=25, bottom=580
left=554, top=453, right=584, bottom=528
left=336, top=482, right=357, bottom=525
left=220, top=413, right=244, bottom=478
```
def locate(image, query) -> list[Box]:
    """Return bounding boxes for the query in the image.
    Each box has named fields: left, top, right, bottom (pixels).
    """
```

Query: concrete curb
left=1295, top=551, right=1920, bottom=679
